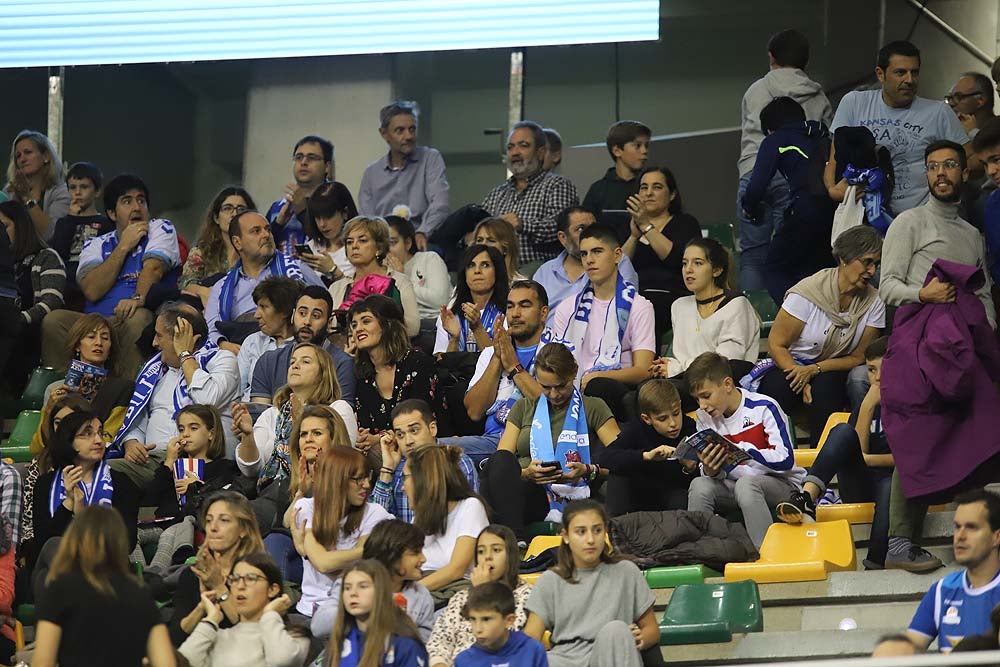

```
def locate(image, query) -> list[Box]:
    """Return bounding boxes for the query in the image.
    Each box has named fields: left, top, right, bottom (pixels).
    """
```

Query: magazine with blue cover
left=673, top=429, right=751, bottom=472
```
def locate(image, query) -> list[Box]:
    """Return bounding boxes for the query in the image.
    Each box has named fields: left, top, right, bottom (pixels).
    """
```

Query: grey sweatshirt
left=879, top=196, right=996, bottom=329
left=178, top=611, right=309, bottom=667
left=738, top=67, right=833, bottom=177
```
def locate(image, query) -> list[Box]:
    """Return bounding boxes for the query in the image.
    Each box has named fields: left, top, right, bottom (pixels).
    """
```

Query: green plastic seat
left=15, top=603, right=35, bottom=626
left=658, top=580, right=763, bottom=645
left=2, top=410, right=41, bottom=460
left=702, top=223, right=737, bottom=252
left=644, top=564, right=720, bottom=589
left=660, top=329, right=674, bottom=357
left=744, top=289, right=779, bottom=338
left=525, top=521, right=560, bottom=539
left=21, top=366, right=61, bottom=411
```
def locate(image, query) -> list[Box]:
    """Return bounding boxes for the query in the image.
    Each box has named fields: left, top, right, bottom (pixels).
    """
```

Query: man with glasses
left=879, top=141, right=995, bottom=572
left=266, top=135, right=333, bottom=255
left=947, top=72, right=996, bottom=138
left=358, top=101, right=449, bottom=250
left=825, top=41, right=970, bottom=214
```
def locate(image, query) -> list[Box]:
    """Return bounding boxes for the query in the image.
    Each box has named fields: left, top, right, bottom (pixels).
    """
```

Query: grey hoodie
left=738, top=67, right=834, bottom=177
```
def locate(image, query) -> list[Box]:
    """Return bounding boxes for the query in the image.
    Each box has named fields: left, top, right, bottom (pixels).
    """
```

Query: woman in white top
left=289, top=448, right=391, bottom=628
left=386, top=215, right=451, bottom=345
left=234, top=342, right=358, bottom=483
left=328, top=216, right=421, bottom=338
left=298, top=181, right=357, bottom=283
left=651, top=237, right=760, bottom=392
left=758, top=225, right=884, bottom=446
left=179, top=551, right=309, bottom=667
left=403, top=445, right=489, bottom=592
left=473, top=217, right=528, bottom=282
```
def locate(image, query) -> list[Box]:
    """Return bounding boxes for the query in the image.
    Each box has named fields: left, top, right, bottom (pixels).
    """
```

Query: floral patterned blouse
left=355, top=349, right=438, bottom=433
left=178, top=245, right=232, bottom=290
left=426, top=582, right=532, bottom=664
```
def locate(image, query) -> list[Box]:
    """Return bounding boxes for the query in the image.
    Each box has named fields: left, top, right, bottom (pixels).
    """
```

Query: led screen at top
left=0, top=0, right=660, bottom=68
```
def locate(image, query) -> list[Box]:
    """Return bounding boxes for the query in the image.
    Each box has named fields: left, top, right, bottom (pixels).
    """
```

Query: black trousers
left=480, top=451, right=549, bottom=540
left=757, top=366, right=848, bottom=446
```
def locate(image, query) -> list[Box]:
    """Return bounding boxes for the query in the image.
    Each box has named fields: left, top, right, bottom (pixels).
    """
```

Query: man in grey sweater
left=880, top=139, right=995, bottom=329
left=878, top=138, right=994, bottom=573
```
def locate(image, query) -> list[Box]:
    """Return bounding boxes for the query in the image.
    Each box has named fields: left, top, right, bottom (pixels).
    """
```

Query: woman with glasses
left=755, top=225, right=884, bottom=446
left=179, top=551, right=309, bottom=667
left=180, top=187, right=257, bottom=307
left=484, top=343, right=620, bottom=539
left=290, top=448, right=391, bottom=630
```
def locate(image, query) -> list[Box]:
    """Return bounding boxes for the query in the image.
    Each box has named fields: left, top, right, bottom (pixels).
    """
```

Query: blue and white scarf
left=110, top=343, right=221, bottom=456
left=458, top=301, right=501, bottom=353
left=218, top=253, right=305, bottom=322
left=529, top=388, right=591, bottom=522
left=550, top=271, right=635, bottom=381
left=843, top=164, right=893, bottom=236
left=49, top=458, right=114, bottom=517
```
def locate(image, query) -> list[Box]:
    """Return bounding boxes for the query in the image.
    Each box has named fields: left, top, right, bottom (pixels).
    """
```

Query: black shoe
left=776, top=490, right=817, bottom=524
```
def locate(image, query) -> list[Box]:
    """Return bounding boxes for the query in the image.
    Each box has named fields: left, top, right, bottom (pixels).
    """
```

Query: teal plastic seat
left=658, top=580, right=763, bottom=645
left=644, top=564, right=720, bottom=588
left=702, top=223, right=737, bottom=252
left=525, top=521, right=560, bottom=539
left=744, top=289, right=779, bottom=338
left=21, top=366, right=62, bottom=411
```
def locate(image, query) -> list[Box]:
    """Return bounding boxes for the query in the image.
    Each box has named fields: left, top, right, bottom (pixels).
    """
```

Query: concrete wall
left=0, top=0, right=996, bottom=237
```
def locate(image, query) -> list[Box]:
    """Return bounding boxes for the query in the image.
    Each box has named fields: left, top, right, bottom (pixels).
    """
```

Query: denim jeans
left=737, top=172, right=791, bottom=292
left=264, top=532, right=303, bottom=585
left=804, top=423, right=892, bottom=565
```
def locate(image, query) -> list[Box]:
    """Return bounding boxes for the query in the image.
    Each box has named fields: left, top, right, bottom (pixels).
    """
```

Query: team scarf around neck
left=458, top=301, right=501, bottom=353
left=529, top=388, right=591, bottom=522
left=554, top=271, right=635, bottom=381
left=49, top=458, right=114, bottom=517
left=258, top=399, right=295, bottom=493
left=110, top=342, right=220, bottom=455
left=218, top=253, right=304, bottom=322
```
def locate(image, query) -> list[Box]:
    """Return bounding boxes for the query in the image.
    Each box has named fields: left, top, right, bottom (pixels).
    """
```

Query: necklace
left=696, top=292, right=726, bottom=306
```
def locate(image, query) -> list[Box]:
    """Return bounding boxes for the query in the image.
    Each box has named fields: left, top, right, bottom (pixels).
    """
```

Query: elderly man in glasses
left=265, top=135, right=334, bottom=255
left=946, top=72, right=997, bottom=138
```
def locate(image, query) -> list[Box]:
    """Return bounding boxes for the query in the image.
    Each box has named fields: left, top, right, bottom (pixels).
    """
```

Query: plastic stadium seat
left=14, top=620, right=23, bottom=651
left=816, top=502, right=875, bottom=524
left=645, top=564, right=720, bottom=588
left=525, top=521, right=560, bottom=539
left=724, top=519, right=856, bottom=584
left=20, top=366, right=62, bottom=411
left=524, top=535, right=562, bottom=560
left=2, top=410, right=41, bottom=462
left=792, top=412, right=851, bottom=468
left=702, top=223, right=737, bottom=252
left=743, top=289, right=778, bottom=338
left=659, top=580, right=763, bottom=645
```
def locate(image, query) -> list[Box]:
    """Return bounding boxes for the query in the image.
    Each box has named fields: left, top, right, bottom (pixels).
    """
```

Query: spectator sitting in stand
left=473, top=217, right=528, bottom=282
left=236, top=277, right=299, bottom=401
left=542, top=127, right=563, bottom=172
left=297, top=180, right=358, bottom=284
left=48, top=161, right=114, bottom=311
left=582, top=120, right=651, bottom=239
left=3, top=129, right=70, bottom=240
left=265, top=135, right=333, bottom=255
left=386, top=214, right=451, bottom=350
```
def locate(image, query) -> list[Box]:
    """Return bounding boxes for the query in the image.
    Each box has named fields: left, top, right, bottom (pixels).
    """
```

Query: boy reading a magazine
left=684, top=351, right=805, bottom=548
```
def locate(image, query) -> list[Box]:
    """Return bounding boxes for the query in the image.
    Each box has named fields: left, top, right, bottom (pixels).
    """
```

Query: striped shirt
left=19, top=248, right=65, bottom=325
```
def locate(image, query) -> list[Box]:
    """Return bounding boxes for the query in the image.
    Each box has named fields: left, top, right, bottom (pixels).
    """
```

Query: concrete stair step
left=660, top=628, right=884, bottom=664
left=847, top=508, right=954, bottom=543
left=797, top=600, right=919, bottom=631
left=851, top=543, right=953, bottom=569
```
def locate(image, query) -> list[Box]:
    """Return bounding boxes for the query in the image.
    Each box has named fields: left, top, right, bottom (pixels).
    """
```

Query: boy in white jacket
left=685, top=352, right=805, bottom=548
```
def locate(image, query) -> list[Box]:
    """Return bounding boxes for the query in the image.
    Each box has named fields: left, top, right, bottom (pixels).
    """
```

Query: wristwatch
left=25, top=199, right=37, bottom=209
left=179, top=351, right=194, bottom=364
left=506, top=363, right=525, bottom=381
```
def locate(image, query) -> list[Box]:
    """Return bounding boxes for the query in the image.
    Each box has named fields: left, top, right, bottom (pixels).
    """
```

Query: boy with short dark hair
left=597, top=379, right=697, bottom=516
left=455, top=582, right=547, bottom=667
left=49, top=161, right=114, bottom=310
left=775, top=336, right=897, bottom=570
left=582, top=120, right=651, bottom=219
left=685, top=352, right=804, bottom=548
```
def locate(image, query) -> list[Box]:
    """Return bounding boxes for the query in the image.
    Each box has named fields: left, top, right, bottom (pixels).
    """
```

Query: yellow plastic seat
left=793, top=412, right=851, bottom=468
left=816, top=502, right=875, bottom=524
left=524, top=535, right=562, bottom=560
left=521, top=572, right=543, bottom=585
left=14, top=619, right=23, bottom=650
left=724, top=519, right=856, bottom=583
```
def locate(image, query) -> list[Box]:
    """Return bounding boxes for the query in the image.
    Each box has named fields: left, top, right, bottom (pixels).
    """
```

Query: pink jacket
left=881, top=259, right=1000, bottom=498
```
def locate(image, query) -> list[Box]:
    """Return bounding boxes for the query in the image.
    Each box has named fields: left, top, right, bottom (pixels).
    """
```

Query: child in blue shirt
left=455, top=582, right=548, bottom=667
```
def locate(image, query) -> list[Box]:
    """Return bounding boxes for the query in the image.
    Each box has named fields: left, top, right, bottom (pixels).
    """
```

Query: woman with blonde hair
left=170, top=491, right=266, bottom=646
left=180, top=186, right=257, bottom=306
left=328, top=215, right=420, bottom=338
left=33, top=505, right=175, bottom=667
left=3, top=129, right=69, bottom=240
left=473, top=217, right=526, bottom=281
left=233, top=342, right=358, bottom=531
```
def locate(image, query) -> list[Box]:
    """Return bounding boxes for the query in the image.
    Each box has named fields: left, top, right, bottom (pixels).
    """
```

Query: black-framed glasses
left=945, top=91, right=985, bottom=104
left=226, top=573, right=267, bottom=587
left=219, top=204, right=247, bottom=215
left=348, top=473, right=369, bottom=485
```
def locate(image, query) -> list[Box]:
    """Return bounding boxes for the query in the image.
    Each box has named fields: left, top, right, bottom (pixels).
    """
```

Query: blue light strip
left=0, top=0, right=659, bottom=67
